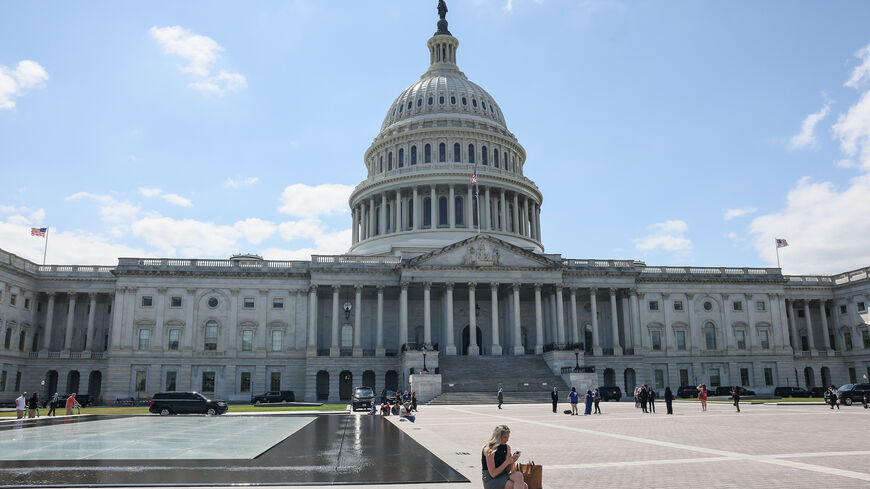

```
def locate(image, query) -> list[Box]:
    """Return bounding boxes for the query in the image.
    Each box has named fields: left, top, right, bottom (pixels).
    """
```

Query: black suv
left=352, top=386, right=375, bottom=411
left=677, top=386, right=701, bottom=398
left=599, top=386, right=622, bottom=401
left=774, top=386, right=811, bottom=398
left=713, top=386, right=755, bottom=397
left=250, top=390, right=296, bottom=404
left=837, top=383, right=870, bottom=406
left=149, top=392, right=228, bottom=415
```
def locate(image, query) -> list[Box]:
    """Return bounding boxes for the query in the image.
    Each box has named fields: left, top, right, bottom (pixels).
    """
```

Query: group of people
left=634, top=385, right=666, bottom=414
left=14, top=391, right=81, bottom=419
left=374, top=389, right=418, bottom=422
left=564, top=387, right=601, bottom=415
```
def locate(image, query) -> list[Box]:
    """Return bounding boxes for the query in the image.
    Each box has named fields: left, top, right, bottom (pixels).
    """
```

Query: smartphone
left=513, top=450, right=520, bottom=457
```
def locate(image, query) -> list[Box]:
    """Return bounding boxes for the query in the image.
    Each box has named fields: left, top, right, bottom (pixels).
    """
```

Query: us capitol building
left=1, top=4, right=869, bottom=404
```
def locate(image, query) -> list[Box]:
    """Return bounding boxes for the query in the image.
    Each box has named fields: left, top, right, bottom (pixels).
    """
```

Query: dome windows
left=494, top=149, right=499, bottom=168
left=453, top=143, right=461, bottom=162
left=424, top=144, right=431, bottom=163
left=417, top=98, right=422, bottom=107
left=407, top=101, right=412, bottom=110
left=472, top=99, right=478, bottom=108
left=439, top=143, right=446, bottom=163
left=451, top=95, right=456, bottom=105
left=411, top=146, right=417, bottom=165
left=468, top=144, right=475, bottom=164
left=379, top=156, right=383, bottom=173
left=388, top=152, right=393, bottom=171
left=428, top=96, right=433, bottom=106
left=461, top=96, right=467, bottom=106
left=482, top=101, right=487, bottom=110
left=398, top=148, right=404, bottom=167
left=439, top=95, right=445, bottom=104
left=481, top=146, right=488, bottom=165
left=398, top=105, right=403, bottom=113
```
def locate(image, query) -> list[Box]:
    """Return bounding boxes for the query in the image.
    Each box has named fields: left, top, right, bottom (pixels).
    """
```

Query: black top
left=551, top=390, right=558, bottom=401
left=481, top=444, right=508, bottom=472
left=28, top=395, right=39, bottom=409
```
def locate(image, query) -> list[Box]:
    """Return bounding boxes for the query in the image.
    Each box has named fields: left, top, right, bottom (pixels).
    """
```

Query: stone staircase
left=428, top=355, right=569, bottom=405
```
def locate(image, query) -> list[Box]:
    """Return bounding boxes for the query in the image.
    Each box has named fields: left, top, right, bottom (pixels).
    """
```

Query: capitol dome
left=348, top=2, right=544, bottom=256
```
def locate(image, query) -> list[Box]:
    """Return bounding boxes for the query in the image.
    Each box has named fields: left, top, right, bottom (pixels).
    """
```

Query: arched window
left=472, top=98, right=478, bottom=108
left=462, top=96, right=467, bottom=106
left=407, top=101, right=412, bottom=110
left=386, top=204, right=391, bottom=232
left=451, top=95, right=456, bottom=105
left=379, top=156, right=383, bottom=173
left=427, top=96, right=433, bottom=105
left=453, top=143, right=461, bottom=162
left=494, top=149, right=500, bottom=168
left=398, top=148, right=404, bottom=167
left=481, top=146, right=488, bottom=165
left=438, top=196, right=448, bottom=226
left=410, top=146, right=417, bottom=165
left=468, top=144, right=475, bottom=164
left=439, top=143, right=446, bottom=162
left=388, top=152, right=393, bottom=170
left=455, top=196, right=464, bottom=225
left=704, top=322, right=717, bottom=350
left=204, top=320, right=218, bottom=351
left=439, top=95, right=445, bottom=104
left=424, top=144, right=431, bottom=163
left=417, top=98, right=422, bottom=107
left=505, top=154, right=511, bottom=171
left=408, top=199, right=414, bottom=228
left=341, top=325, right=353, bottom=348
left=423, top=198, right=432, bottom=227
left=375, top=207, right=380, bottom=235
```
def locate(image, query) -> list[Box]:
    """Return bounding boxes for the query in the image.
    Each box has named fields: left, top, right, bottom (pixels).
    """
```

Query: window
left=797, top=309, right=804, bottom=318
left=168, top=329, right=180, bottom=351
left=468, top=144, right=475, bottom=163
left=648, top=300, right=659, bottom=311
left=740, top=368, right=750, bottom=386
left=494, top=149, right=499, bottom=168
left=759, top=330, right=770, bottom=350
left=859, top=302, right=867, bottom=313
left=427, top=96, right=433, bottom=105
left=417, top=98, right=422, bottom=107
left=272, top=297, right=284, bottom=309
left=14, top=372, right=21, bottom=392
left=709, top=368, right=721, bottom=387
left=450, top=95, right=456, bottom=104
left=472, top=98, right=478, bottom=108
left=207, top=297, right=218, bottom=308
left=756, top=301, right=765, bottom=311
left=37, top=302, right=42, bottom=312
left=848, top=367, right=856, bottom=384
left=425, top=144, right=432, bottom=163
left=844, top=331, right=853, bottom=351
left=679, top=369, right=689, bottom=387
left=270, top=371, right=281, bottom=391
left=138, top=329, right=150, bottom=350
left=3, top=330, right=11, bottom=349
left=271, top=330, right=283, bottom=351
left=439, top=95, right=444, bottom=104
left=764, top=367, right=774, bottom=386
left=654, top=369, right=664, bottom=389
left=204, top=321, right=218, bottom=351
left=141, top=296, right=153, bottom=307
left=455, top=196, right=464, bottom=225
left=0, top=371, right=5, bottom=392
left=651, top=330, right=662, bottom=351
left=408, top=199, right=414, bottom=228
left=863, top=330, right=870, bottom=349
left=438, top=196, right=448, bottom=226
left=388, top=152, right=393, bottom=170
left=461, top=96, right=467, bottom=105
left=704, top=301, right=713, bottom=311
left=201, top=371, right=215, bottom=393
left=411, top=146, right=417, bottom=165
left=705, top=323, right=717, bottom=350
left=676, top=330, right=686, bottom=350
left=243, top=297, right=255, bottom=309
left=800, top=335, right=809, bottom=351
left=398, top=148, right=404, bottom=167
left=18, top=332, right=25, bottom=351
left=9, top=294, right=16, bottom=306
left=840, top=305, right=847, bottom=315
left=423, top=198, right=432, bottom=227
left=481, top=146, right=488, bottom=165
left=379, top=156, right=383, bottom=173
left=135, top=371, right=147, bottom=393
left=733, top=301, right=743, bottom=311
left=165, top=371, right=177, bottom=391
left=736, top=330, right=746, bottom=350
left=240, top=372, right=251, bottom=393
left=171, top=296, right=182, bottom=308
left=242, top=330, right=253, bottom=352
left=341, top=324, right=353, bottom=348
left=453, top=143, right=460, bottom=162
left=673, top=300, right=683, bottom=311
left=24, top=298, right=30, bottom=310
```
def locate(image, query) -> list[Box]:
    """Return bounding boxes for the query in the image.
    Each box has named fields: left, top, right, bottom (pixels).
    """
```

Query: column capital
left=376, top=284, right=385, bottom=291
left=554, top=284, right=562, bottom=292
left=46, top=291, right=57, bottom=298
left=661, top=292, right=669, bottom=299
left=589, top=287, right=598, bottom=294
left=444, top=282, right=454, bottom=290
left=354, top=284, right=364, bottom=292
left=533, top=283, right=542, bottom=291
left=157, top=287, right=168, bottom=294
left=332, top=284, right=342, bottom=292
left=67, top=291, right=77, bottom=299
left=258, top=288, right=269, bottom=296
left=468, top=282, right=477, bottom=290
left=629, top=288, right=638, bottom=297
left=512, top=283, right=522, bottom=291
left=400, top=282, right=409, bottom=290
left=490, top=282, right=500, bottom=289
left=609, top=287, right=618, bottom=295
left=722, top=293, right=731, bottom=300
left=744, top=293, right=753, bottom=300
left=228, top=288, right=239, bottom=296
left=88, top=292, right=97, bottom=300
left=186, top=288, right=197, bottom=295
left=423, top=282, right=432, bottom=290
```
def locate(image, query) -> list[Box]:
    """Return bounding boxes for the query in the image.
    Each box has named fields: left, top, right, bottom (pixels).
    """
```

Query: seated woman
left=399, top=402, right=416, bottom=422
left=380, top=402, right=391, bottom=416
left=391, top=400, right=401, bottom=415
left=481, top=425, right=527, bottom=489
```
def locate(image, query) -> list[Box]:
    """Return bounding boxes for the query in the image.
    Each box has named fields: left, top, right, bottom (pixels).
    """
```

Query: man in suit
left=497, top=386, right=504, bottom=409
left=551, top=386, right=559, bottom=413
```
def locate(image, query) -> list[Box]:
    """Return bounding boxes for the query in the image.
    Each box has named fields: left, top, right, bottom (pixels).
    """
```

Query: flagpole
left=42, top=227, right=49, bottom=266
left=775, top=238, right=781, bottom=269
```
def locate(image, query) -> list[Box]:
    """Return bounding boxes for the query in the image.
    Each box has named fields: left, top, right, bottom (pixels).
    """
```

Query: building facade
left=1, top=4, right=869, bottom=403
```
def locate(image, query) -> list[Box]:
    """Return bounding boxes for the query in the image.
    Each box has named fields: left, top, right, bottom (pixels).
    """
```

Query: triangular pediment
left=404, top=234, right=561, bottom=269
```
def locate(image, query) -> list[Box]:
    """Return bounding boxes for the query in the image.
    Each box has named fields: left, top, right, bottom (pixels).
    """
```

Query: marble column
left=630, top=289, right=641, bottom=351
left=512, top=284, right=523, bottom=355
left=535, top=204, right=542, bottom=241
left=722, top=294, right=735, bottom=351
left=687, top=293, right=698, bottom=354
left=555, top=286, right=566, bottom=345
left=307, top=285, right=317, bottom=352
left=829, top=299, right=841, bottom=351
left=352, top=206, right=359, bottom=243
left=369, top=197, right=376, bottom=237
left=330, top=285, right=340, bottom=356
left=448, top=185, right=456, bottom=228
left=484, top=187, right=492, bottom=230
left=570, top=288, right=578, bottom=344
left=413, top=187, right=419, bottom=230
left=523, top=198, right=530, bottom=237
left=423, top=283, right=432, bottom=346
left=155, top=288, right=168, bottom=352
left=380, top=194, right=387, bottom=234
left=512, top=193, right=520, bottom=234
left=745, top=293, right=755, bottom=350
left=818, top=299, right=831, bottom=351
left=530, top=203, right=537, bottom=240
left=64, top=292, right=77, bottom=351
left=468, top=283, right=479, bottom=355
left=490, top=283, right=502, bottom=355
left=85, top=293, right=97, bottom=351
left=399, top=282, right=408, bottom=348
left=466, top=185, right=473, bottom=228
left=183, top=288, right=195, bottom=352
left=534, top=284, right=544, bottom=354
left=445, top=283, right=456, bottom=355
left=778, top=295, right=792, bottom=353
left=430, top=185, right=436, bottom=228
left=590, top=288, right=601, bottom=355
left=610, top=288, right=623, bottom=355
left=376, top=286, right=385, bottom=356
left=499, top=190, right=507, bottom=231
left=353, top=285, right=362, bottom=356
left=803, top=301, right=816, bottom=353
left=787, top=300, right=799, bottom=350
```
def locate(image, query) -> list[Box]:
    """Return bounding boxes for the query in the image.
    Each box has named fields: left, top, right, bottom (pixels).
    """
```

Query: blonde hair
left=483, top=425, right=510, bottom=456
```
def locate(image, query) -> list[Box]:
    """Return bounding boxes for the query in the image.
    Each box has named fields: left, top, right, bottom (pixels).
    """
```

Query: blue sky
left=2, top=0, right=870, bottom=275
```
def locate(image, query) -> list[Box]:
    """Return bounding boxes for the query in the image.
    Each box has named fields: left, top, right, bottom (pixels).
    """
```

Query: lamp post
left=422, top=351, right=428, bottom=373
left=573, top=347, right=581, bottom=372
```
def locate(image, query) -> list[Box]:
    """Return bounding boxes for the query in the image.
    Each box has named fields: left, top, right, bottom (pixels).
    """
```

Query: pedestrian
left=551, top=386, right=559, bottom=413
left=593, top=388, right=601, bottom=414
left=380, top=388, right=387, bottom=405
left=647, top=386, right=656, bottom=414
left=497, top=387, right=504, bottom=410
left=65, top=393, right=81, bottom=415
left=730, top=386, right=741, bottom=413
left=15, top=392, right=27, bottom=419
left=697, top=384, right=708, bottom=412
left=27, top=392, right=40, bottom=419
left=639, top=384, right=648, bottom=413
left=824, top=385, right=839, bottom=410
left=411, top=391, right=418, bottom=412
left=481, top=425, right=526, bottom=489
left=664, top=386, right=674, bottom=415
left=634, top=387, right=641, bottom=409
left=568, top=387, right=579, bottom=415
left=48, top=392, right=59, bottom=416
left=584, top=390, right=593, bottom=415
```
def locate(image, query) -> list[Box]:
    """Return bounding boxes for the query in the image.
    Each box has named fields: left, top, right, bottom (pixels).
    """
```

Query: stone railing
left=0, top=249, right=115, bottom=276
left=787, top=275, right=834, bottom=286
left=117, top=257, right=308, bottom=272
left=831, top=266, right=870, bottom=285
left=311, top=255, right=402, bottom=266
left=641, top=266, right=782, bottom=279
left=562, top=259, right=641, bottom=268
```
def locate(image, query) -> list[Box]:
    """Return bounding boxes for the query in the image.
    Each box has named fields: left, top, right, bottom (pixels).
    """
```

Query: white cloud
left=503, top=0, right=513, bottom=12
left=832, top=90, right=870, bottom=170
left=138, top=187, right=162, bottom=197
left=224, top=176, right=259, bottom=189
left=65, top=191, right=141, bottom=224
left=0, top=221, right=146, bottom=265
left=725, top=231, right=739, bottom=241
left=278, top=183, right=354, bottom=217
left=233, top=218, right=277, bottom=245
left=723, top=207, right=757, bottom=220
left=845, top=44, right=870, bottom=89
left=0, top=60, right=48, bottom=110
left=789, top=102, right=830, bottom=150
left=149, top=26, right=246, bottom=95
left=634, top=220, right=692, bottom=252
left=161, top=193, right=193, bottom=207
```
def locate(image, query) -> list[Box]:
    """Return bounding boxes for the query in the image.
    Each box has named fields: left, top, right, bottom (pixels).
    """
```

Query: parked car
left=599, top=386, right=622, bottom=401
left=42, top=394, right=92, bottom=408
left=712, top=386, right=755, bottom=397
left=384, top=390, right=398, bottom=403
left=774, top=386, right=811, bottom=398
left=809, top=387, right=828, bottom=398
left=837, top=383, right=870, bottom=406
left=677, top=386, right=701, bottom=398
left=148, top=391, right=228, bottom=415
left=351, top=386, right=375, bottom=411
left=250, top=390, right=296, bottom=404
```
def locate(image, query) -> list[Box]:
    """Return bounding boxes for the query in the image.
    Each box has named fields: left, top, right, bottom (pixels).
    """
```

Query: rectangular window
left=0, top=370, right=6, bottom=392
left=825, top=307, right=831, bottom=317
left=272, top=297, right=284, bottom=309
left=863, top=330, right=870, bottom=349
left=736, top=330, right=746, bottom=350
left=135, top=371, right=147, bottom=393
left=797, top=309, right=804, bottom=318
left=740, top=368, right=750, bottom=386
left=845, top=331, right=853, bottom=351
left=205, top=324, right=218, bottom=351
left=756, top=301, right=766, bottom=311
left=673, top=300, right=683, bottom=311
left=9, top=294, right=16, bottom=306
left=18, top=332, right=25, bottom=351
left=801, top=335, right=809, bottom=351
left=840, top=305, right=848, bottom=315
left=648, top=300, right=659, bottom=311
left=37, top=301, right=42, bottom=312
left=141, top=296, right=153, bottom=307
left=201, top=371, right=215, bottom=393
left=240, top=372, right=251, bottom=393
left=709, top=368, right=721, bottom=387
left=271, top=330, right=283, bottom=351
left=170, top=296, right=182, bottom=308
left=654, top=369, right=664, bottom=389
left=733, top=301, right=743, bottom=311
left=243, top=297, right=255, bottom=309
left=165, top=371, right=177, bottom=391
left=168, top=329, right=180, bottom=351
left=705, top=328, right=717, bottom=350
left=760, top=330, right=770, bottom=350
left=24, top=298, right=30, bottom=310
left=679, top=369, right=689, bottom=387
left=764, top=367, right=774, bottom=386
left=676, top=330, right=686, bottom=350
left=651, top=330, right=662, bottom=351
left=848, top=367, right=857, bottom=384
left=14, top=372, right=21, bottom=392
left=859, top=302, right=867, bottom=313
left=138, top=329, right=150, bottom=350
left=242, top=330, right=253, bottom=351
left=270, top=371, right=281, bottom=391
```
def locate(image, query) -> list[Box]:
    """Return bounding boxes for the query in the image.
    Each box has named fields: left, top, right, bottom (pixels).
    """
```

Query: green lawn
left=0, top=403, right=348, bottom=418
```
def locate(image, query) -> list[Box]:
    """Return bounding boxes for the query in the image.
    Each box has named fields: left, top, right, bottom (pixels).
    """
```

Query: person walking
left=634, top=387, right=641, bottom=409
left=639, top=385, right=648, bottom=413
left=411, top=391, right=418, bottom=412
left=47, top=392, right=59, bottom=416
left=730, top=386, right=741, bottom=413
left=27, top=392, right=40, bottom=418
left=825, top=385, right=839, bottom=410
left=593, top=388, right=602, bottom=414
left=697, top=384, right=708, bottom=412
left=584, top=390, right=593, bottom=415
left=497, top=387, right=504, bottom=410
left=15, top=392, right=26, bottom=419
left=551, top=386, right=559, bottom=413
left=481, top=425, right=526, bottom=489
left=568, top=387, right=579, bottom=415
left=647, top=386, right=656, bottom=414
left=65, top=393, right=81, bottom=415
left=664, top=387, right=674, bottom=415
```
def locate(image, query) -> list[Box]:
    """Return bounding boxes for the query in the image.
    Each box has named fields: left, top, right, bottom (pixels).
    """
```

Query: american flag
left=471, top=172, right=477, bottom=184
left=775, top=238, right=789, bottom=248
left=31, top=227, right=47, bottom=237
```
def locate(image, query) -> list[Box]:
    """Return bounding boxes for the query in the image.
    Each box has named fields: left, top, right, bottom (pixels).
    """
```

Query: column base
left=534, top=345, right=543, bottom=354
left=593, top=346, right=603, bottom=356
left=467, top=345, right=480, bottom=356
left=376, top=346, right=385, bottom=357
left=490, top=345, right=502, bottom=356
left=306, top=346, right=317, bottom=357
left=353, top=347, right=363, bottom=357
left=329, top=346, right=339, bottom=357
left=512, top=345, right=525, bottom=355
left=445, top=344, right=457, bottom=355
left=810, top=349, right=819, bottom=357
left=613, top=346, right=623, bottom=356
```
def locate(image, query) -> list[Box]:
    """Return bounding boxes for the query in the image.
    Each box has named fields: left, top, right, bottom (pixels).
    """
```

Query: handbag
left=514, top=461, right=543, bottom=489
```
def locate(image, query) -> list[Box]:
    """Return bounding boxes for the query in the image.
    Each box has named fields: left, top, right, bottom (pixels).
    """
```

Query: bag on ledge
left=514, top=460, right=543, bottom=489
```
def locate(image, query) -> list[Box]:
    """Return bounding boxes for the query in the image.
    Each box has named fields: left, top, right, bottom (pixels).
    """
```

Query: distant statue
left=438, top=0, right=448, bottom=21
